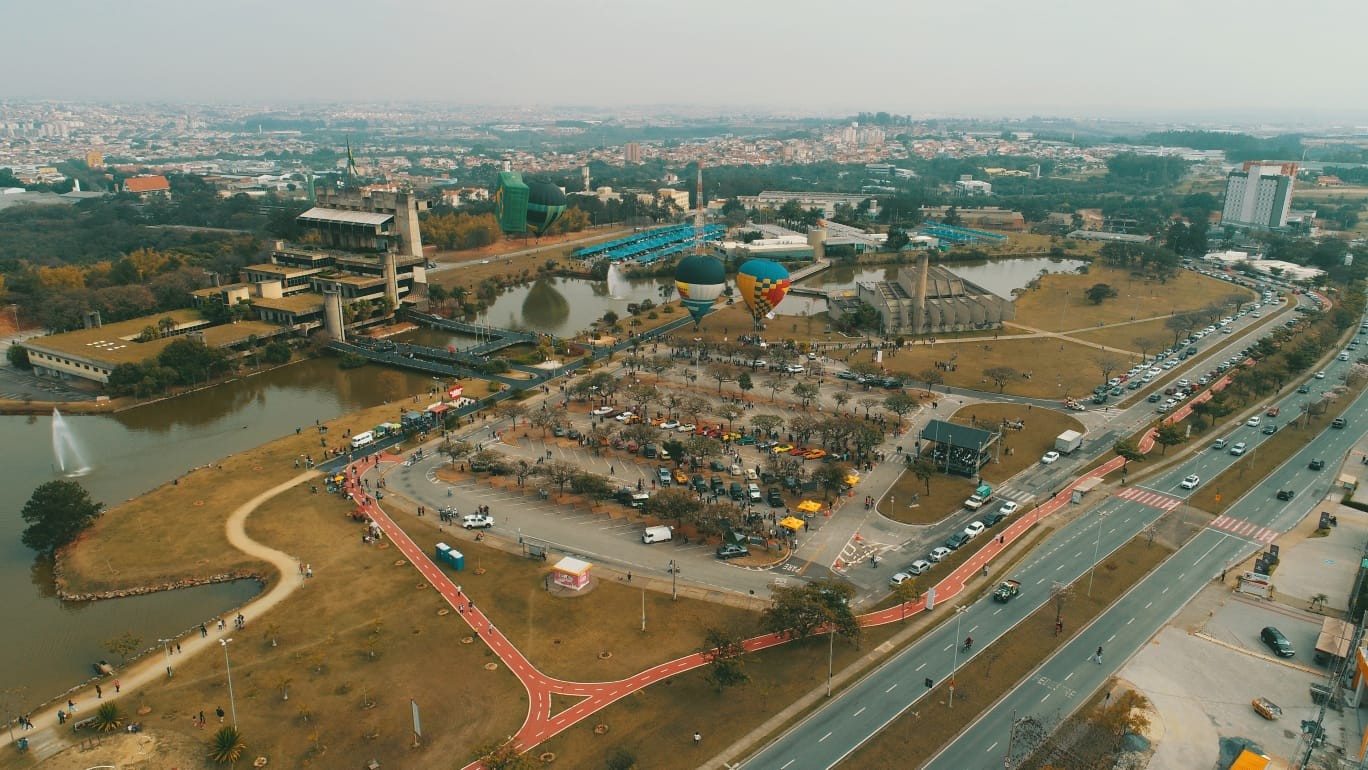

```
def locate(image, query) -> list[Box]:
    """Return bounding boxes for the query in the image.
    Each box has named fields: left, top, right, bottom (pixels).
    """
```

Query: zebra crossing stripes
left=1209, top=515, right=1279, bottom=544
left=1115, top=486, right=1182, bottom=510
left=997, top=488, right=1035, bottom=504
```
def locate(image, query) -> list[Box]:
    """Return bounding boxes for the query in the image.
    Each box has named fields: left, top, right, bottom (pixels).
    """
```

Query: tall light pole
left=158, top=637, right=172, bottom=658
left=219, top=638, right=238, bottom=728
left=1088, top=511, right=1107, bottom=597
left=950, top=605, right=967, bottom=708
left=826, top=623, right=836, bottom=697
left=669, top=560, right=678, bottom=601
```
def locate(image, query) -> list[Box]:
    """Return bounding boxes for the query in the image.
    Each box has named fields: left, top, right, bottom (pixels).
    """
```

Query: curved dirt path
left=3, top=471, right=313, bottom=753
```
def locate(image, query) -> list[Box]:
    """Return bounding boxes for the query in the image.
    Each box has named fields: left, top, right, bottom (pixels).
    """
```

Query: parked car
left=999, top=501, right=1019, bottom=516
left=729, top=481, right=745, bottom=501
left=591, top=406, right=616, bottom=416
left=982, top=511, right=1007, bottom=527
left=716, top=544, right=750, bottom=560
left=657, top=467, right=672, bottom=486
left=1260, top=626, right=1295, bottom=657
left=461, top=513, right=494, bottom=529
left=889, top=572, right=914, bottom=588
left=963, top=521, right=985, bottom=538
left=928, top=546, right=952, bottom=563
left=945, top=532, right=971, bottom=550
left=906, top=560, right=931, bottom=576
left=767, top=488, right=784, bottom=507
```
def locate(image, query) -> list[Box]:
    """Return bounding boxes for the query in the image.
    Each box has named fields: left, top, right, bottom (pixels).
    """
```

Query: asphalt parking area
left=1121, top=588, right=1340, bottom=768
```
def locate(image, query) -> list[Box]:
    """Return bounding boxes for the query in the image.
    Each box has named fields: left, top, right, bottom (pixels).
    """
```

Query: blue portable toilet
left=435, top=542, right=451, bottom=562
left=446, top=548, right=465, bottom=570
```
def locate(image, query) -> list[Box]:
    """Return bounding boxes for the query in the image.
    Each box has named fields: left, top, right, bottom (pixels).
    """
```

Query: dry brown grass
left=844, top=537, right=1173, bottom=769
left=57, top=389, right=482, bottom=596
left=1012, top=266, right=1255, bottom=333
left=880, top=403, right=1082, bottom=524
left=1070, top=316, right=1183, bottom=355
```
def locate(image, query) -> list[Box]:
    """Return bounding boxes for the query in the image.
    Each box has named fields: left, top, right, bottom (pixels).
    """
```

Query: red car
left=1266, top=406, right=1280, bottom=417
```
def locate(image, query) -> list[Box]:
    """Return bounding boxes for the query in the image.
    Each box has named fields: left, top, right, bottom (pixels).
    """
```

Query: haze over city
left=8, top=0, right=1368, bottom=120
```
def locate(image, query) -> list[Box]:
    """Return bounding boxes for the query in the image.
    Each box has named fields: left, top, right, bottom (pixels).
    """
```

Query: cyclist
left=964, top=636, right=973, bottom=651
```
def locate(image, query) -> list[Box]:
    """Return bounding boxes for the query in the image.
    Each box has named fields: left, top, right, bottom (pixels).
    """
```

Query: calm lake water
left=0, top=357, right=435, bottom=701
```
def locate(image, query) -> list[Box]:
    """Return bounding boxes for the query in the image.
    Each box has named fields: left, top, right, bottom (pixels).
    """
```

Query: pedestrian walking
left=95, top=684, right=102, bottom=699
left=216, top=707, right=225, bottom=723
left=176, top=642, right=182, bottom=654
left=200, top=623, right=207, bottom=638
left=67, top=699, right=76, bottom=713
left=626, top=572, right=632, bottom=582
left=1055, top=618, right=1064, bottom=636
left=114, top=679, right=120, bottom=693
left=693, top=731, right=702, bottom=746
left=1093, top=646, right=1103, bottom=665
left=57, top=710, right=65, bottom=726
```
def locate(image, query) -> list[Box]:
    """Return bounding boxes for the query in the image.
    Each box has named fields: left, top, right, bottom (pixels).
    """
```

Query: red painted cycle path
left=346, top=364, right=1245, bottom=759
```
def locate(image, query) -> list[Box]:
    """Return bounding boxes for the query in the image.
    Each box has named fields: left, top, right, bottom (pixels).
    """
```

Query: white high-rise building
left=1221, top=161, right=1298, bottom=230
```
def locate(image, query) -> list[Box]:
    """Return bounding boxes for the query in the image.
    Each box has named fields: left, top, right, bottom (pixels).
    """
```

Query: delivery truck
left=1054, top=430, right=1083, bottom=455
left=964, top=483, right=993, bottom=510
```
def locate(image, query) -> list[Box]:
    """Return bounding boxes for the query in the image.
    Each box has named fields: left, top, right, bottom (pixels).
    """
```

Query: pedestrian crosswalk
left=1115, top=486, right=1182, bottom=510
left=1209, top=514, right=1279, bottom=544
left=997, top=488, right=1035, bottom=504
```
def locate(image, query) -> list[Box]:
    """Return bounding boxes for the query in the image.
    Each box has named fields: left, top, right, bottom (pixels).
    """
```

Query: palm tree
left=207, top=725, right=247, bottom=764
left=93, top=701, right=124, bottom=733
left=1310, top=593, right=1329, bottom=612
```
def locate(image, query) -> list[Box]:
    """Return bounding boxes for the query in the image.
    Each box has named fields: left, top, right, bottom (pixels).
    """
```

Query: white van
left=642, top=525, right=673, bottom=544
left=350, top=431, right=375, bottom=449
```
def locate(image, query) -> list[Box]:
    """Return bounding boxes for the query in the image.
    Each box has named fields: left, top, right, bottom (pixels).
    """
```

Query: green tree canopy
left=21, top=480, right=103, bottom=555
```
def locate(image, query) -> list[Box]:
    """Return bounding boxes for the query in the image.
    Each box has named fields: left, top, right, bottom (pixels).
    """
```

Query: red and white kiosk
left=551, top=556, right=593, bottom=591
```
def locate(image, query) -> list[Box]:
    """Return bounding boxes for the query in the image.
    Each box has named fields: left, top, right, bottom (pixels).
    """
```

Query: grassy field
left=57, top=389, right=481, bottom=596
left=880, top=403, right=1083, bottom=524
left=1012, top=266, right=1255, bottom=333
left=843, top=537, right=1174, bottom=768
left=1070, top=316, right=1182, bottom=355
left=846, top=336, right=1130, bottom=400
left=1293, top=185, right=1368, bottom=201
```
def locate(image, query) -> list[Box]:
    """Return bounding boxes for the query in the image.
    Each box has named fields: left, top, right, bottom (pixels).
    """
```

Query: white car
left=1246, top=416, right=1261, bottom=427
left=1315, top=371, right=1326, bottom=379
left=964, top=521, right=985, bottom=538
left=907, top=559, right=932, bottom=576
left=745, top=469, right=759, bottom=481
left=1229, top=442, right=1247, bottom=456
left=615, top=411, right=635, bottom=422
left=928, top=546, right=952, bottom=563
left=1041, top=451, right=1061, bottom=465
left=660, top=420, right=680, bottom=430
left=1180, top=474, right=1200, bottom=490
left=461, top=514, right=494, bottom=529
left=677, top=423, right=696, bottom=433
left=591, top=406, right=615, bottom=416
left=999, top=501, right=1019, bottom=516
left=889, top=572, right=914, bottom=588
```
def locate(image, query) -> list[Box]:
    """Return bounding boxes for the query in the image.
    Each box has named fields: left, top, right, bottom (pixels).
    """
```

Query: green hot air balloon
left=674, top=254, right=726, bottom=328
left=495, top=171, right=567, bottom=237
left=524, top=177, right=568, bottom=237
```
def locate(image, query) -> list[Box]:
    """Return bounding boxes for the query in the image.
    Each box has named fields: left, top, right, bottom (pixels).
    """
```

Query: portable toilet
left=445, top=548, right=465, bottom=570
left=435, top=542, right=451, bottom=562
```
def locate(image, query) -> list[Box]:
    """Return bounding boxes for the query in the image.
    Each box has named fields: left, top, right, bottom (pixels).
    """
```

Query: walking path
left=2, top=472, right=312, bottom=758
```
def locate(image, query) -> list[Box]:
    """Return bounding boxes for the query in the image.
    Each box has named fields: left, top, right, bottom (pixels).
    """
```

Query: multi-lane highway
left=744, top=301, right=1363, bottom=769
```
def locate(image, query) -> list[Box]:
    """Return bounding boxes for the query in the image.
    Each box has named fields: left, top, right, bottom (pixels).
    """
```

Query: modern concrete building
left=843, top=254, right=1015, bottom=335
left=1221, top=161, right=1297, bottom=230
left=738, top=191, right=878, bottom=218
left=954, top=175, right=993, bottom=196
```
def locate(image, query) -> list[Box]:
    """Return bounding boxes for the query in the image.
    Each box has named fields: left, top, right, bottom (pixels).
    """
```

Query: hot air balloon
left=736, top=259, right=791, bottom=329
left=495, top=172, right=567, bottom=237
left=674, top=254, right=726, bottom=328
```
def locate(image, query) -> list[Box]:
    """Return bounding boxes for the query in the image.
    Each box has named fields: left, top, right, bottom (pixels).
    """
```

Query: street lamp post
left=158, top=638, right=172, bottom=658
left=950, top=605, right=967, bottom=708
left=1088, top=511, right=1106, bottom=597
left=669, top=560, right=678, bottom=601
left=219, top=638, right=238, bottom=728
left=826, top=624, right=835, bottom=697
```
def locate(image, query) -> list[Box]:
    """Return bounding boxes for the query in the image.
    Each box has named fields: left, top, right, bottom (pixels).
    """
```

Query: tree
left=529, top=408, right=562, bottom=438
left=440, top=439, right=473, bottom=468
left=831, top=391, right=851, bottom=413
left=811, top=463, right=851, bottom=501
left=883, top=393, right=918, bottom=422
left=662, top=439, right=687, bottom=468
left=1153, top=423, right=1186, bottom=455
left=1113, top=439, right=1143, bottom=470
left=207, top=725, right=248, bottom=765
left=792, top=382, right=820, bottom=409
left=1131, top=337, right=1159, bottom=361
left=470, top=739, right=537, bottom=770
left=707, top=362, right=739, bottom=393
left=643, top=487, right=702, bottom=527
left=93, top=701, right=124, bottom=733
left=102, top=632, right=142, bottom=664
left=261, top=340, right=292, bottom=364
left=761, top=578, right=860, bottom=643
left=700, top=627, right=751, bottom=692
left=543, top=460, right=579, bottom=493
left=737, top=372, right=754, bottom=399
left=910, top=454, right=937, bottom=494
left=983, top=366, right=1018, bottom=393
left=275, top=675, right=293, bottom=701
left=1091, top=353, right=1123, bottom=384
left=751, top=413, right=784, bottom=439
left=1085, top=283, right=1118, bottom=305
left=1310, top=593, right=1329, bottom=612
left=917, top=367, right=944, bottom=395
left=20, top=480, right=102, bottom=555
left=715, top=402, right=745, bottom=430
left=892, top=577, right=923, bottom=621
left=857, top=397, right=880, bottom=417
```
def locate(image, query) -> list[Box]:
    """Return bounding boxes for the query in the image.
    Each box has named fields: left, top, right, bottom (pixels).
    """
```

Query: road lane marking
left=986, top=741, right=998, bottom=753
left=1041, top=693, right=1051, bottom=702
left=1065, top=672, right=1073, bottom=681
left=916, top=663, right=926, bottom=671
left=1126, top=617, right=1134, bottom=625
left=886, top=683, right=898, bottom=693
left=1107, top=634, right=1116, bottom=643
left=1145, top=601, right=1153, bottom=609
left=781, top=760, right=796, bottom=769
left=854, top=707, right=866, bottom=717
left=820, top=731, right=832, bottom=742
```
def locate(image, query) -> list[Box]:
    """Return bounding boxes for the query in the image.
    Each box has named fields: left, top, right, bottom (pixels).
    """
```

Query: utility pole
left=220, top=638, right=238, bottom=728
left=1087, top=511, right=1106, bottom=597
left=669, top=560, right=678, bottom=601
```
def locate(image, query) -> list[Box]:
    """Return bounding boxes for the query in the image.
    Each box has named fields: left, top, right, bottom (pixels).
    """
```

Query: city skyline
left=8, top=0, right=1368, bottom=121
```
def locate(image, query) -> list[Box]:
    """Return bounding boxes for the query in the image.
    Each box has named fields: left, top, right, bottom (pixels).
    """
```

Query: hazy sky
left=9, top=0, right=1368, bottom=120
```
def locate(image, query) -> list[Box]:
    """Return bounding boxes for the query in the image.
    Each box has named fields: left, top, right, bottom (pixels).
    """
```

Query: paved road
left=741, top=296, right=1350, bottom=768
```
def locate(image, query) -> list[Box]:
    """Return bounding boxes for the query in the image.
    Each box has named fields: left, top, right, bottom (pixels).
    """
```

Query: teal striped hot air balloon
left=674, top=254, right=726, bottom=328
left=736, top=259, right=791, bottom=329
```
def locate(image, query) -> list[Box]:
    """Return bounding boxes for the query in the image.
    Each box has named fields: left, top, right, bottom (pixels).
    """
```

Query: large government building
left=835, top=254, right=1015, bottom=336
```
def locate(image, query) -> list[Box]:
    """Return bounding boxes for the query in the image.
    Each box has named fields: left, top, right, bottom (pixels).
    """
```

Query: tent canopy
left=779, top=516, right=805, bottom=531
left=796, top=500, right=823, bottom=513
